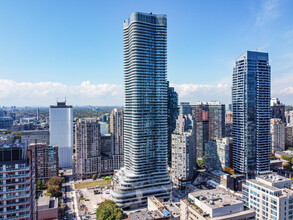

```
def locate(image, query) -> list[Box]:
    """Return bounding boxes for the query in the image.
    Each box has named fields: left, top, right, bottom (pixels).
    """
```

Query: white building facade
left=243, top=174, right=293, bottom=220
left=49, top=102, right=73, bottom=168
left=270, top=118, right=285, bottom=153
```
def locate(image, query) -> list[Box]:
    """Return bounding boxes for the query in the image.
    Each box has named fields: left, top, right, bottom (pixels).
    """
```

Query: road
left=60, top=169, right=76, bottom=220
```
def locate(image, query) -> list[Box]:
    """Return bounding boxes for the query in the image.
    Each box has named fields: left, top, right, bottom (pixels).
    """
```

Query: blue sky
left=0, top=0, right=293, bottom=106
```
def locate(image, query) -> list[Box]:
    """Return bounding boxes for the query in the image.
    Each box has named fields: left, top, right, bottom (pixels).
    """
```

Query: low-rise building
left=147, top=196, right=180, bottom=219
left=37, top=196, right=58, bottom=220
left=180, top=188, right=255, bottom=219
left=127, top=210, right=169, bottom=220
left=243, top=174, right=293, bottom=220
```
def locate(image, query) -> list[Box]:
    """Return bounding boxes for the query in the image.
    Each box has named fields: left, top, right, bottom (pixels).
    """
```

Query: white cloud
left=171, top=82, right=231, bottom=104
left=1, top=77, right=292, bottom=106
left=0, top=79, right=123, bottom=106
left=256, top=0, right=281, bottom=26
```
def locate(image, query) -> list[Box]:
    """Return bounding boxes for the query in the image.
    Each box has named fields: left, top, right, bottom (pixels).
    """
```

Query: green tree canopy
left=47, top=177, right=63, bottom=197
left=96, top=200, right=123, bottom=220
left=281, top=155, right=292, bottom=162
left=270, top=152, right=276, bottom=160
left=197, top=156, right=206, bottom=169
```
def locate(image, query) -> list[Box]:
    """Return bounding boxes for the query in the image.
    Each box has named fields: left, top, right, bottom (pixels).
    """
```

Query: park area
left=74, top=179, right=111, bottom=189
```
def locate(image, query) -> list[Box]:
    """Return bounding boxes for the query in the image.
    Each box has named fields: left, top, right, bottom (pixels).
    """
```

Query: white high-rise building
left=270, top=118, right=285, bottom=153
left=49, top=101, right=73, bottom=168
left=171, top=115, right=196, bottom=188
left=111, top=12, right=171, bottom=208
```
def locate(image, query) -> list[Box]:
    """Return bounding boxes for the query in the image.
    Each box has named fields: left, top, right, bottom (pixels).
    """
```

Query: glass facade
left=232, top=51, right=271, bottom=177
left=111, top=12, right=171, bottom=208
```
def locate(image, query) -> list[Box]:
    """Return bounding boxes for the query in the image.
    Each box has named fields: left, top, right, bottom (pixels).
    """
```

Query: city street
left=60, top=169, right=76, bottom=220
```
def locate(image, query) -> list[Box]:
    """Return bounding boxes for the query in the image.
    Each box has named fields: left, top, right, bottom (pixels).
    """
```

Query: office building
left=232, top=51, right=271, bottom=177
left=205, top=137, right=232, bottom=171
left=49, top=101, right=73, bottom=168
left=99, top=122, right=109, bottom=135
left=28, top=143, right=59, bottom=181
left=270, top=118, right=285, bottom=153
left=73, top=118, right=101, bottom=180
left=110, top=108, right=124, bottom=169
left=101, top=134, right=113, bottom=156
left=271, top=98, right=286, bottom=123
left=21, top=130, right=49, bottom=146
left=167, top=82, right=179, bottom=166
left=225, top=111, right=233, bottom=137
left=0, top=144, right=36, bottom=220
left=243, top=174, right=293, bottom=220
left=286, top=125, right=293, bottom=148
left=171, top=115, right=196, bottom=188
left=111, top=12, right=171, bottom=208
left=180, top=188, right=255, bottom=219
left=179, top=102, right=192, bottom=116
left=192, top=102, right=225, bottom=159
left=206, top=102, right=226, bottom=140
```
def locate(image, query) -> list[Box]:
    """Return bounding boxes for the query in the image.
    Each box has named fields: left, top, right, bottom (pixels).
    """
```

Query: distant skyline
left=1, top=0, right=293, bottom=106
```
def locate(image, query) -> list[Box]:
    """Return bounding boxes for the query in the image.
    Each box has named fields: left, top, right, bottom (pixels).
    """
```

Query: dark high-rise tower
left=232, top=51, right=271, bottom=177
left=167, top=81, right=179, bottom=166
left=111, top=12, right=171, bottom=208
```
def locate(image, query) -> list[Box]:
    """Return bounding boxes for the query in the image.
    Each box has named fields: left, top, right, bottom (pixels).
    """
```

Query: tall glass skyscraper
left=232, top=51, right=271, bottom=177
left=111, top=12, right=171, bottom=208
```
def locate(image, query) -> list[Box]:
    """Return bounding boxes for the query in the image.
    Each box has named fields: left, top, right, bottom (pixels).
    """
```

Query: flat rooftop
left=38, top=196, right=58, bottom=209
left=189, top=188, right=242, bottom=209
left=129, top=210, right=164, bottom=220
left=257, top=174, right=291, bottom=184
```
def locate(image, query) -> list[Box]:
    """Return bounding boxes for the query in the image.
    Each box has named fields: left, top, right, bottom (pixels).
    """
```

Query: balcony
left=0, top=193, right=30, bottom=201
left=0, top=200, right=30, bottom=209
left=0, top=208, right=30, bottom=216
left=0, top=166, right=29, bottom=173
left=6, top=213, right=30, bottom=220
left=0, top=187, right=30, bottom=194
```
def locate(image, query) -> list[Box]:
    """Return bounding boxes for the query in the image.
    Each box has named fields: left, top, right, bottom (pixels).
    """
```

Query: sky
left=0, top=0, right=293, bottom=106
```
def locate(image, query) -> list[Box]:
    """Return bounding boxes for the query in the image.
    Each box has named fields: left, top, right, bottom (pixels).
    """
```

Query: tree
left=197, top=156, right=205, bottom=169
left=12, top=131, right=21, bottom=141
left=281, top=155, right=292, bottom=162
left=47, top=177, right=63, bottom=197
left=96, top=200, right=123, bottom=220
left=270, top=152, right=276, bottom=160
left=283, top=162, right=292, bottom=171
left=36, top=179, right=42, bottom=190
left=92, top=174, right=97, bottom=180
left=47, top=184, right=62, bottom=197
left=97, top=173, right=101, bottom=179
left=59, top=202, right=66, bottom=217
